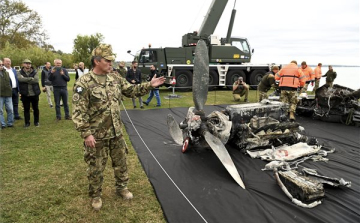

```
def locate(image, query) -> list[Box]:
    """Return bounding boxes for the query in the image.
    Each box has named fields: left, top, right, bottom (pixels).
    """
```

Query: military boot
left=289, top=111, right=296, bottom=121
left=91, top=197, right=102, bottom=211
left=117, top=188, right=133, bottom=200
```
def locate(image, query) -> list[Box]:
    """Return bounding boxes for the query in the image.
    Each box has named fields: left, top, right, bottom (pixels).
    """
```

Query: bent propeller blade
left=204, top=131, right=246, bottom=189
left=167, top=114, right=183, bottom=145
left=193, top=39, right=209, bottom=111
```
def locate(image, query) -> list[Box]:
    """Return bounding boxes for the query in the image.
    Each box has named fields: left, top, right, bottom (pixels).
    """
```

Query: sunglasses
left=0, top=64, right=3, bottom=66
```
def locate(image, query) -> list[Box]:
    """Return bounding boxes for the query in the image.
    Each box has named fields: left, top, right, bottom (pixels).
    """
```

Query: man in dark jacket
left=0, top=60, right=14, bottom=128
left=41, top=62, right=54, bottom=108
left=17, top=59, right=41, bottom=127
left=126, top=61, right=143, bottom=108
left=258, top=66, right=279, bottom=102
left=48, top=59, right=71, bottom=120
left=322, top=65, right=337, bottom=88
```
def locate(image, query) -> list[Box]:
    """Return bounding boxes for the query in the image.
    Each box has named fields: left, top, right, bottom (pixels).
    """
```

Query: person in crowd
left=232, top=77, right=249, bottom=102
left=3, top=58, right=22, bottom=120
left=275, top=60, right=306, bottom=121
left=143, top=65, right=161, bottom=107
left=117, top=61, right=127, bottom=78
left=322, top=65, right=337, bottom=88
left=126, top=61, right=143, bottom=108
left=0, top=60, right=14, bottom=129
left=48, top=59, right=71, bottom=120
left=258, top=66, right=279, bottom=102
left=300, top=61, right=315, bottom=93
left=17, top=59, right=41, bottom=127
left=75, top=62, right=88, bottom=81
left=41, top=62, right=54, bottom=108
left=312, top=63, right=322, bottom=93
left=72, top=43, right=165, bottom=211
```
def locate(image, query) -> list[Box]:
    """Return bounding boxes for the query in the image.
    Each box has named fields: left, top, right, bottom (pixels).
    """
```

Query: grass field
left=0, top=72, right=259, bottom=223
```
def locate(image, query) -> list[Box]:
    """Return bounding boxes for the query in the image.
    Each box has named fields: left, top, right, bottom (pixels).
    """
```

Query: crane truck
left=128, top=0, right=279, bottom=91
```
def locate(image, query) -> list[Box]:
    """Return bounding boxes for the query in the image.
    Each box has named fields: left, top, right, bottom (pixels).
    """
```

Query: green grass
left=0, top=72, right=259, bottom=223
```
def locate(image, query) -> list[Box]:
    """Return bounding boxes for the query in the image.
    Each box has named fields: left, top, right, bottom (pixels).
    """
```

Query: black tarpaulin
left=121, top=105, right=360, bottom=223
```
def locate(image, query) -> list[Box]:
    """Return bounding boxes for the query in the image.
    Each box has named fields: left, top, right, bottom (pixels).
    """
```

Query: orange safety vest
left=300, top=66, right=315, bottom=82
left=314, top=66, right=322, bottom=79
left=275, top=63, right=306, bottom=88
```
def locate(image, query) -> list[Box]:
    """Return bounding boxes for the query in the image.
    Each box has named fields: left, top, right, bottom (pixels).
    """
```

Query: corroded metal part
left=193, top=39, right=209, bottom=112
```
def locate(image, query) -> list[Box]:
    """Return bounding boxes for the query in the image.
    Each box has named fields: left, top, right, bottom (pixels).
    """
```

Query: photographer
left=232, top=77, right=249, bottom=102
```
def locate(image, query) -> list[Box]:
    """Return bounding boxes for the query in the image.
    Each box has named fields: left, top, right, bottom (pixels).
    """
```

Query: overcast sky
left=25, top=0, right=359, bottom=66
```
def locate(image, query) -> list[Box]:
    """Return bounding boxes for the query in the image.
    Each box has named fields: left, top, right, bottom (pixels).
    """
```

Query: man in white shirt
left=75, top=62, right=89, bottom=81
left=3, top=58, right=22, bottom=120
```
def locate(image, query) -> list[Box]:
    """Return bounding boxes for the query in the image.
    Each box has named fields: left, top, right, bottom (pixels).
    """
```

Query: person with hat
left=117, top=61, right=127, bottom=78
left=17, top=59, right=41, bottom=127
left=48, top=59, right=71, bottom=121
left=258, top=66, right=279, bottom=102
left=72, top=43, right=165, bottom=211
left=232, top=76, right=249, bottom=102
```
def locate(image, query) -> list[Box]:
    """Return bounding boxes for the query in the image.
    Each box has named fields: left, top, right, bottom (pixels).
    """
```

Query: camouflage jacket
left=117, top=67, right=127, bottom=78
left=72, top=71, right=152, bottom=139
left=258, top=72, right=276, bottom=92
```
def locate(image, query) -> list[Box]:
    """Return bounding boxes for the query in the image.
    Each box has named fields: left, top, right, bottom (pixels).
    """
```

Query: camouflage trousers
left=312, top=79, right=320, bottom=93
left=233, top=89, right=249, bottom=102
left=326, top=81, right=334, bottom=88
left=280, top=90, right=298, bottom=113
left=84, top=136, right=129, bottom=198
left=258, top=91, right=268, bottom=102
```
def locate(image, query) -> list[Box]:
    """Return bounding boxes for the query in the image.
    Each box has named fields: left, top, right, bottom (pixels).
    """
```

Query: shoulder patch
left=76, top=86, right=83, bottom=93
left=73, top=93, right=80, bottom=102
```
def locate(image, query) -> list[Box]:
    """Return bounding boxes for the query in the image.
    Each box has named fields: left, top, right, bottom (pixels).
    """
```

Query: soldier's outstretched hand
left=150, top=74, right=166, bottom=88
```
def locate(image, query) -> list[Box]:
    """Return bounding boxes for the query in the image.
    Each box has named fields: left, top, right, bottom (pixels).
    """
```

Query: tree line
left=0, top=0, right=104, bottom=69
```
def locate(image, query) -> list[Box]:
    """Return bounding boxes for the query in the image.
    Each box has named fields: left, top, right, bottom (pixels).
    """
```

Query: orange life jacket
left=300, top=66, right=315, bottom=82
left=314, top=66, right=322, bottom=79
left=275, top=63, right=306, bottom=89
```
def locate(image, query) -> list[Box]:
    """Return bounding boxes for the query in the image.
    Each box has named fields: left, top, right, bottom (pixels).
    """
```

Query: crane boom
left=198, top=0, right=228, bottom=38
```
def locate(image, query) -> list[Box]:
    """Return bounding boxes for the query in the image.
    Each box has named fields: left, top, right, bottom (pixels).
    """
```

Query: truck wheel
left=176, top=70, right=192, bottom=92
left=209, top=70, right=219, bottom=91
left=249, top=70, right=267, bottom=90
left=226, top=70, right=246, bottom=90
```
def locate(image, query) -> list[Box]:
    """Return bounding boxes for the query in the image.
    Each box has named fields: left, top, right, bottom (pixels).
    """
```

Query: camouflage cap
left=92, top=44, right=115, bottom=61
left=23, top=59, right=32, bottom=63
left=119, top=61, right=126, bottom=66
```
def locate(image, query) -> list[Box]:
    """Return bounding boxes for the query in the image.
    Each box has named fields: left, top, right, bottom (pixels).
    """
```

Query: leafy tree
left=72, top=33, right=104, bottom=68
left=0, top=0, right=48, bottom=48
left=0, top=42, right=73, bottom=68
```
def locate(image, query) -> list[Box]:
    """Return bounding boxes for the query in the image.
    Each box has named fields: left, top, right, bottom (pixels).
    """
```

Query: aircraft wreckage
left=167, top=40, right=352, bottom=208
left=269, top=84, right=360, bottom=126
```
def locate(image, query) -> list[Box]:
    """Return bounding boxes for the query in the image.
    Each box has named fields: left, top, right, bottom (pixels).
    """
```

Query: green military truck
left=128, top=0, right=279, bottom=90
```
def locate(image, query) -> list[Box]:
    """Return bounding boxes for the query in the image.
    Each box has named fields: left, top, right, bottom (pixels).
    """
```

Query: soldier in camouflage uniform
left=117, top=61, right=127, bottom=78
left=322, top=65, right=337, bottom=88
left=232, top=77, right=249, bottom=102
left=258, top=66, right=279, bottom=102
left=72, top=44, right=165, bottom=211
